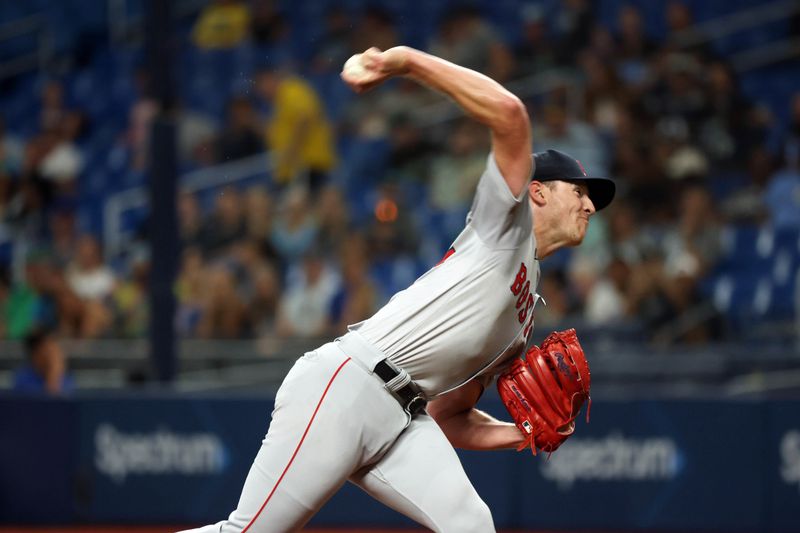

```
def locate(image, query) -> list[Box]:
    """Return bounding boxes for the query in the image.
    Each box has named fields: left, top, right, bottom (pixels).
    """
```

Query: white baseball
left=343, top=54, right=368, bottom=80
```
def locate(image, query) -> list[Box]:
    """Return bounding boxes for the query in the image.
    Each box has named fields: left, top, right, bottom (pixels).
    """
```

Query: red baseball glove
left=497, top=328, right=591, bottom=455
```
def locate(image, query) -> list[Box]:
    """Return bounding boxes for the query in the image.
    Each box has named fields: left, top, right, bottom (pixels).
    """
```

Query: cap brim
left=584, top=177, right=616, bottom=211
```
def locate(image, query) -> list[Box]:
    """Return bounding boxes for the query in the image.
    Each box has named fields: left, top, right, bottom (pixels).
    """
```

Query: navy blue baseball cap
left=532, top=149, right=616, bottom=211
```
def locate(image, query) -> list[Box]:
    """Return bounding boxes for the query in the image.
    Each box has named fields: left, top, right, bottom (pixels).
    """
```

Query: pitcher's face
left=547, top=180, right=596, bottom=245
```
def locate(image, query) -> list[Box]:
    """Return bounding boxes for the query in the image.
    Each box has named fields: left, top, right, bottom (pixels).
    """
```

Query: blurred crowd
left=1, top=0, right=799, bottom=349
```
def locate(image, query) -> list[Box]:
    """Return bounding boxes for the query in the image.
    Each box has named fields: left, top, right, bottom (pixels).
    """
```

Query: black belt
left=374, top=360, right=427, bottom=416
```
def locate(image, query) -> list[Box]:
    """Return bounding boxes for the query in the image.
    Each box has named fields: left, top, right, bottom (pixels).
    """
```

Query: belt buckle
left=405, top=393, right=427, bottom=416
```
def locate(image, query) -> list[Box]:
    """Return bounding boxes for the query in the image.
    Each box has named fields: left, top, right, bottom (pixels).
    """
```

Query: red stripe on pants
left=241, top=357, right=352, bottom=532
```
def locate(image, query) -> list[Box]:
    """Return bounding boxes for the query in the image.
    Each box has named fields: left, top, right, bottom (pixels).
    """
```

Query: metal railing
left=672, top=0, right=800, bottom=71
left=0, top=14, right=51, bottom=80
left=103, top=152, right=271, bottom=259
left=731, top=37, right=800, bottom=71
left=1, top=333, right=798, bottom=393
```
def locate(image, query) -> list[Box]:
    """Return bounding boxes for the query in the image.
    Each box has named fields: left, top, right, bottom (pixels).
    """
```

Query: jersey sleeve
left=466, top=153, right=532, bottom=249
left=474, top=373, right=496, bottom=392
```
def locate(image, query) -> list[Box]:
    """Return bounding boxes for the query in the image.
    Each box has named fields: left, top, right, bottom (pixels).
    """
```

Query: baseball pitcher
left=179, top=45, right=614, bottom=533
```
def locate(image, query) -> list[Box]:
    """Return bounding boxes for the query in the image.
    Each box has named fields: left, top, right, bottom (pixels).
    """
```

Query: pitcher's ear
left=530, top=180, right=547, bottom=206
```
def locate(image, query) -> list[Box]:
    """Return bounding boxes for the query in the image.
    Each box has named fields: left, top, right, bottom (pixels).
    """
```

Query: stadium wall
left=1, top=392, right=799, bottom=532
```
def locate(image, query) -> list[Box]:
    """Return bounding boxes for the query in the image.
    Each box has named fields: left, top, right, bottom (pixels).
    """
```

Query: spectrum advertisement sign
left=72, top=396, right=272, bottom=522
left=472, top=397, right=768, bottom=532
left=768, top=401, right=800, bottom=533
left=1, top=394, right=800, bottom=530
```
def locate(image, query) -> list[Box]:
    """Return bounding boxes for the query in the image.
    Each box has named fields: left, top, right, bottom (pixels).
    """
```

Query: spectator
left=192, top=0, right=252, bottom=50
left=779, top=92, right=800, bottom=168
left=699, top=61, right=754, bottom=166
left=66, top=234, right=115, bottom=301
left=721, top=145, right=774, bottom=223
left=255, top=66, right=337, bottom=190
left=428, top=119, right=488, bottom=212
left=585, top=24, right=617, bottom=65
left=200, top=186, right=246, bottom=258
left=671, top=184, right=722, bottom=272
left=311, top=6, right=353, bottom=74
left=0, top=116, right=23, bottom=179
left=610, top=111, right=667, bottom=193
left=664, top=1, right=711, bottom=58
left=13, top=327, right=74, bottom=395
left=128, top=88, right=215, bottom=168
left=197, top=265, right=247, bottom=338
left=315, top=185, right=351, bottom=257
left=764, top=147, right=800, bottom=230
left=125, top=68, right=158, bottom=171
left=3, top=173, right=48, bottom=244
left=351, top=7, right=399, bottom=61
left=328, top=234, right=377, bottom=335
left=584, top=257, right=632, bottom=325
left=384, top=112, right=437, bottom=184
left=0, top=266, right=15, bottom=338
left=176, top=102, right=217, bottom=166
left=35, top=258, right=107, bottom=338
left=176, top=247, right=206, bottom=336
left=38, top=111, right=86, bottom=194
left=533, top=99, right=608, bottom=176
left=3, top=253, right=49, bottom=339
left=271, top=186, right=318, bottom=265
left=614, top=4, right=656, bottom=86
left=247, top=262, right=281, bottom=337
left=47, top=208, right=78, bottom=269
left=624, top=184, right=722, bottom=343
left=644, top=52, right=708, bottom=142
left=62, top=235, right=114, bottom=337
left=515, top=5, right=558, bottom=77
left=243, top=185, right=277, bottom=248
left=554, top=0, right=595, bottom=65
left=178, top=191, right=205, bottom=249
left=230, top=238, right=272, bottom=293
left=366, top=184, right=422, bottom=297
left=606, top=200, right=652, bottom=266
left=655, top=122, right=709, bottom=181
left=241, top=187, right=281, bottom=267
left=429, top=6, right=513, bottom=83
left=110, top=250, right=149, bottom=338
left=532, top=270, right=573, bottom=329
left=215, top=96, right=264, bottom=163
left=276, top=251, right=339, bottom=337
left=367, top=184, right=419, bottom=261
left=249, top=0, right=290, bottom=49
left=38, top=80, right=69, bottom=134
left=19, top=106, right=84, bottom=219
left=342, top=78, right=435, bottom=142
left=762, top=93, right=800, bottom=228
left=580, top=51, right=628, bottom=140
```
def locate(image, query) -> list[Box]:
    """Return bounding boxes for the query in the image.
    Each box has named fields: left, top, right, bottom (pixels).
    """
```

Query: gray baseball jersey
left=353, top=153, right=541, bottom=395
left=178, top=154, right=541, bottom=533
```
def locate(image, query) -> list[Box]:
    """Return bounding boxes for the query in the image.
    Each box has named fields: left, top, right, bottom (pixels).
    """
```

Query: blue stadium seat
left=711, top=226, right=799, bottom=320
left=713, top=275, right=763, bottom=319
left=716, top=224, right=774, bottom=276
left=769, top=229, right=800, bottom=299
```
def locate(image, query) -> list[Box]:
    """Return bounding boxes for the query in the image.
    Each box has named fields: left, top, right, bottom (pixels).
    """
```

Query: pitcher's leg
left=180, top=344, right=414, bottom=533
left=227, top=354, right=360, bottom=533
left=350, top=414, right=495, bottom=533
left=181, top=353, right=359, bottom=533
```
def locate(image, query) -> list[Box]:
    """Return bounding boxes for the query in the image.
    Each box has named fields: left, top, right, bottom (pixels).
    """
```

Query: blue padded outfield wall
left=1, top=392, right=799, bottom=532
